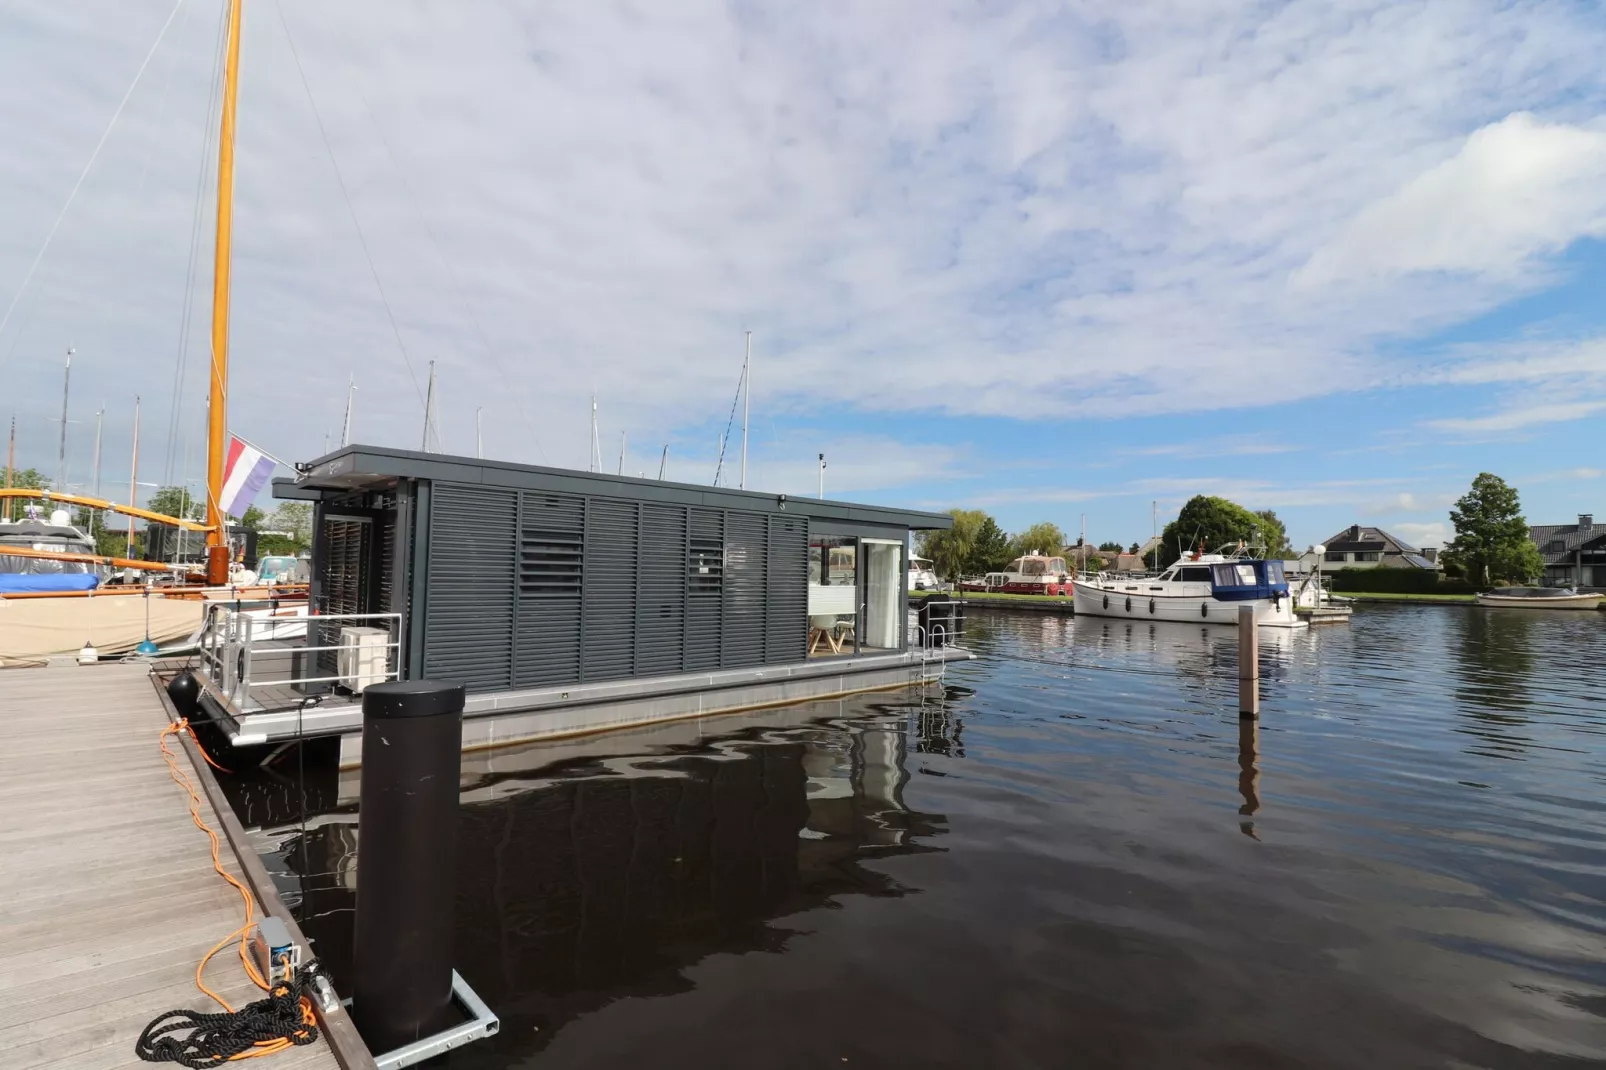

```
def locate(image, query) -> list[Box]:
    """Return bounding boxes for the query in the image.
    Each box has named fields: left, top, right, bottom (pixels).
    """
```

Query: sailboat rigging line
left=0, top=0, right=189, bottom=357
left=334, top=40, right=548, bottom=465
left=272, top=0, right=425, bottom=410
left=711, top=362, right=746, bottom=487
left=166, top=2, right=230, bottom=486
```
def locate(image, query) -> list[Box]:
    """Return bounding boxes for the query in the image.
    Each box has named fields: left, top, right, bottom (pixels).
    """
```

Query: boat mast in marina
left=341, top=374, right=356, bottom=447
left=204, top=0, right=243, bottom=585
left=421, top=360, right=438, bottom=451
left=56, top=347, right=73, bottom=490
left=740, top=330, right=751, bottom=490
left=127, top=396, right=141, bottom=557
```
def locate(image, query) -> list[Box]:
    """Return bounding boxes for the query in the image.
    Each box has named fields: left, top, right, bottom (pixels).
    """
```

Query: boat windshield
left=0, top=540, right=95, bottom=574
left=1018, top=557, right=1063, bottom=576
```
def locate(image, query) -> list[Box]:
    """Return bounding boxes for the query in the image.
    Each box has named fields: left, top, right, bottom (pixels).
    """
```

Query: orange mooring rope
left=152, top=719, right=318, bottom=1061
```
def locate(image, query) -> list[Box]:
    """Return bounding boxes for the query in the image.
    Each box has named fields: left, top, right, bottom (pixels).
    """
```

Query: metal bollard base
left=345, top=971, right=502, bottom=1070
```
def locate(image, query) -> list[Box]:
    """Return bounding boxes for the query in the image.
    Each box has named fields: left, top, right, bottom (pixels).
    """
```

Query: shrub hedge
left=1327, top=567, right=1477, bottom=595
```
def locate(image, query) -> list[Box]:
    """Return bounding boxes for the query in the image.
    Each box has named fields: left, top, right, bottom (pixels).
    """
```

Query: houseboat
left=958, top=553, right=1071, bottom=596
left=1073, top=546, right=1305, bottom=627
left=189, top=444, right=969, bottom=767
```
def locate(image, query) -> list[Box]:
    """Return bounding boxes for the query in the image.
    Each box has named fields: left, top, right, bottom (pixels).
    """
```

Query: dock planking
left=0, top=662, right=348, bottom=1070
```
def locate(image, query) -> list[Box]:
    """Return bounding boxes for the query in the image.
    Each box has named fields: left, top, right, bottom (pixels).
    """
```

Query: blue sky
left=0, top=0, right=1603, bottom=551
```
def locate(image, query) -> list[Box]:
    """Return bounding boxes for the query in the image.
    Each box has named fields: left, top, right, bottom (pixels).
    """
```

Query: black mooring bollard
left=351, top=679, right=465, bottom=1055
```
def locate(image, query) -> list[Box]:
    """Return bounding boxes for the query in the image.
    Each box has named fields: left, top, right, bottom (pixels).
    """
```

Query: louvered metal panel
left=721, top=511, right=767, bottom=668
left=766, top=515, right=808, bottom=662
left=514, top=491, right=585, bottom=688
left=423, top=484, right=518, bottom=691
left=685, top=508, right=724, bottom=671
left=636, top=504, right=687, bottom=676
left=581, top=498, right=638, bottom=683
left=316, top=517, right=369, bottom=674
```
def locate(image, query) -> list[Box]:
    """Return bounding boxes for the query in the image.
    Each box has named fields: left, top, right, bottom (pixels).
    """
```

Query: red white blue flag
left=219, top=436, right=275, bottom=518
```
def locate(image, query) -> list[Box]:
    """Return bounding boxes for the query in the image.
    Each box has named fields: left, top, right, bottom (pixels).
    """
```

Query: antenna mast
left=476, top=406, right=483, bottom=459
left=617, top=431, right=626, bottom=475
left=90, top=407, right=104, bottom=537
left=658, top=444, right=668, bottom=480
left=4, top=414, right=14, bottom=521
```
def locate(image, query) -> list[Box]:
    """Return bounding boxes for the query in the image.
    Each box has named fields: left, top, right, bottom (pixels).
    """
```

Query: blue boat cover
left=0, top=573, right=100, bottom=593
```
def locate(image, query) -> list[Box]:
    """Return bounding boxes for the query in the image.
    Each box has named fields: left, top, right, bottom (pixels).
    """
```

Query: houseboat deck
left=0, top=662, right=364, bottom=1070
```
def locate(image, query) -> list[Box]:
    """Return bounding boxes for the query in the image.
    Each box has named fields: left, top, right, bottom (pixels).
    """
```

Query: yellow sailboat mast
left=205, top=0, right=243, bottom=584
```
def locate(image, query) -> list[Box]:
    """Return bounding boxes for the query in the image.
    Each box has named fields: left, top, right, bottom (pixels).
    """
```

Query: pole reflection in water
left=269, top=703, right=945, bottom=1064
left=1237, top=717, right=1260, bottom=839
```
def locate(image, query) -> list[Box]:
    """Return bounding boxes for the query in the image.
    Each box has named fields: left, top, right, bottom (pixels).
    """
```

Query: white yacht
left=1073, top=546, right=1305, bottom=627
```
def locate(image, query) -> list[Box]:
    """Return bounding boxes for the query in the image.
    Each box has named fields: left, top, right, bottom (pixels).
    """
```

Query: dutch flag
left=219, top=436, right=277, bottom=518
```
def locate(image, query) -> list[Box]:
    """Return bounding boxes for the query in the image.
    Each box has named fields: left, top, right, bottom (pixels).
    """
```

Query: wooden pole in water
left=1238, top=605, right=1259, bottom=717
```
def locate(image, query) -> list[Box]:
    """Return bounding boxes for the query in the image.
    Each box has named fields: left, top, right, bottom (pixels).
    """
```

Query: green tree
left=965, top=515, right=1011, bottom=575
left=917, top=508, right=986, bottom=582
left=1149, top=495, right=1275, bottom=568
left=1442, top=473, right=1543, bottom=587
left=145, top=485, right=200, bottom=522
left=1097, top=540, right=1123, bottom=553
left=1254, top=509, right=1294, bottom=558
left=1128, top=542, right=1140, bottom=554
left=240, top=505, right=265, bottom=531
left=2, top=467, right=50, bottom=519
left=266, top=502, right=312, bottom=546
left=1008, top=521, right=1066, bottom=559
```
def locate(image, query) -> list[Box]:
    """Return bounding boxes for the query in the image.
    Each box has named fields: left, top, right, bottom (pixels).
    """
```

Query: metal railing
left=198, top=602, right=403, bottom=713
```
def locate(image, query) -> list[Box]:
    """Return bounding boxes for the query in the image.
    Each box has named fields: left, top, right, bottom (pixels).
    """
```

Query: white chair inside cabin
left=809, top=614, right=842, bottom=655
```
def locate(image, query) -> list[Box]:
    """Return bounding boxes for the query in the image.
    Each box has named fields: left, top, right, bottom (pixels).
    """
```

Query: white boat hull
left=1073, top=580, right=1306, bottom=628
left=1475, top=592, right=1603, bottom=610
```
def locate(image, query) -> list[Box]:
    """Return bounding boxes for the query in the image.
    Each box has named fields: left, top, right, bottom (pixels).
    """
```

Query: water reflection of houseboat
left=254, top=701, right=944, bottom=1059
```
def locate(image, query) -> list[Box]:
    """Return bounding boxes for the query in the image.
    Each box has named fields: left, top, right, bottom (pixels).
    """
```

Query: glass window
left=1211, top=564, right=1237, bottom=587
left=1264, top=560, right=1285, bottom=584
left=1324, top=551, right=1347, bottom=563
left=1020, top=558, right=1048, bottom=576
left=1236, top=564, right=1256, bottom=585
left=809, top=536, right=858, bottom=657
left=1179, top=566, right=1212, bottom=583
left=1354, top=551, right=1380, bottom=562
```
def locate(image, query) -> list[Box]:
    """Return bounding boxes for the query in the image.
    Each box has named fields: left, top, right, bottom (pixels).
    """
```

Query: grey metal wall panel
left=636, top=503, right=687, bottom=677
left=685, top=508, right=724, bottom=672
left=766, top=515, right=808, bottom=662
left=424, top=483, right=517, bottom=691
left=721, top=511, right=767, bottom=668
left=418, top=483, right=816, bottom=692
left=514, top=491, right=585, bottom=688
left=581, top=497, right=638, bottom=682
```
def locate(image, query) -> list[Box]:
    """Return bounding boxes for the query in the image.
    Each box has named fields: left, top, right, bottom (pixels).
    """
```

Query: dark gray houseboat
left=196, top=445, right=963, bottom=765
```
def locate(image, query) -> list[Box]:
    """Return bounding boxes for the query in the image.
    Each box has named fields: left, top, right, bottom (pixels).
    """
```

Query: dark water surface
left=245, top=604, right=1606, bottom=1068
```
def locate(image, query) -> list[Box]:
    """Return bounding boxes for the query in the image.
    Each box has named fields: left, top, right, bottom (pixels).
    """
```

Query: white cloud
left=1297, top=113, right=1606, bottom=287
left=1427, top=400, right=1606, bottom=433
left=0, top=0, right=1604, bottom=479
left=1392, top=521, right=1450, bottom=548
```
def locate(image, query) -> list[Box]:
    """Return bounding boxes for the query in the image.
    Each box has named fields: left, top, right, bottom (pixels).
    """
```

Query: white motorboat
left=908, top=556, right=941, bottom=591
left=1073, top=546, right=1305, bottom=627
left=1476, top=587, right=1604, bottom=610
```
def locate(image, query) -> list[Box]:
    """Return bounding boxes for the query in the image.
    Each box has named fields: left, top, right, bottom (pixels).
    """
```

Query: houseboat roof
left=275, top=443, right=953, bottom=531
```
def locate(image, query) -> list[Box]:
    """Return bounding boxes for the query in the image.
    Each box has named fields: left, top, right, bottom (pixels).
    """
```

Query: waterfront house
left=196, top=445, right=962, bottom=764
left=1303, top=525, right=1438, bottom=571
left=1530, top=513, right=1605, bottom=589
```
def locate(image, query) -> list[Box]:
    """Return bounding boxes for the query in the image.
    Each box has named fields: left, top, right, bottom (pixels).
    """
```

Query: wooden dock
left=0, top=662, right=368, bottom=1070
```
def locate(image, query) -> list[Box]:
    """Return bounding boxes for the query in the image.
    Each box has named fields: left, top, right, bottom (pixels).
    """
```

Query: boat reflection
left=267, top=701, right=946, bottom=1063
left=1450, top=609, right=1539, bottom=757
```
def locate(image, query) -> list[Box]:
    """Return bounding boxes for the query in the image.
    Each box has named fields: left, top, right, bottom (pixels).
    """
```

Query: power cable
left=712, top=362, right=746, bottom=486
